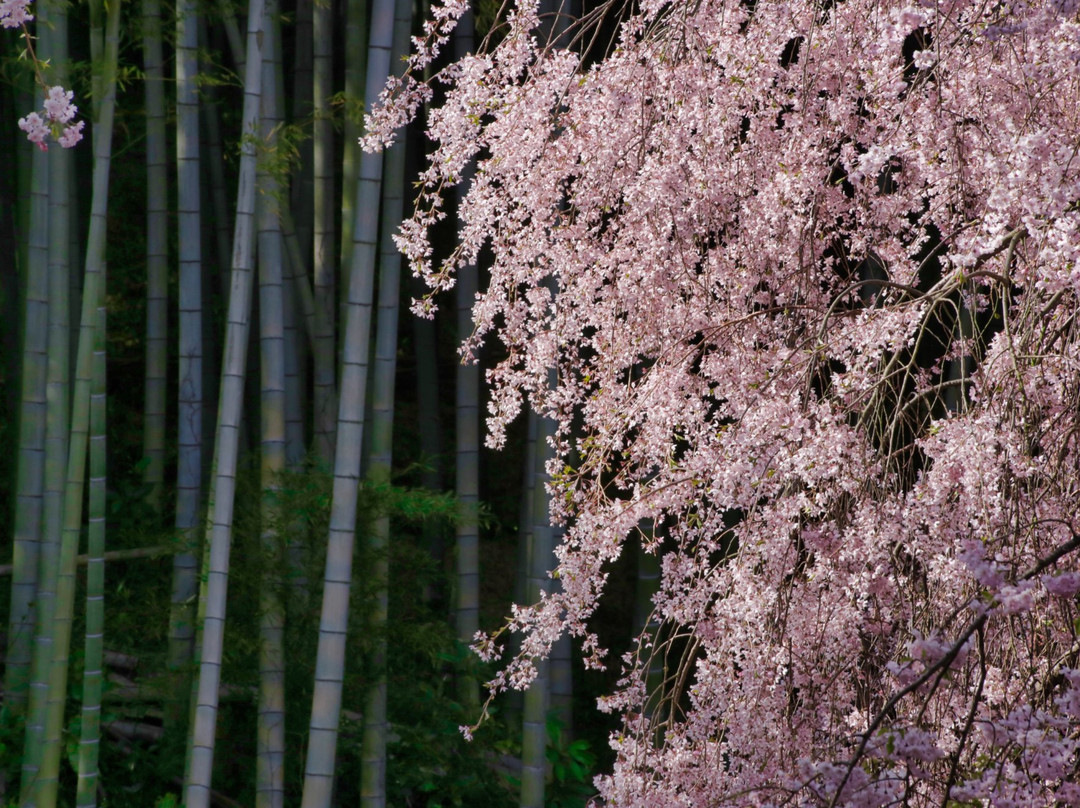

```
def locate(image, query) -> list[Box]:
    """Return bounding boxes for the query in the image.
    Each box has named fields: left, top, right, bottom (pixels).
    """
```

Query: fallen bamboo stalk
left=104, top=719, right=165, bottom=743
left=104, top=649, right=139, bottom=673
left=0, top=544, right=172, bottom=576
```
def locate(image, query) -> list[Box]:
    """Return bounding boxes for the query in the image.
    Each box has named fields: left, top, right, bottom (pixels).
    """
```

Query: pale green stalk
left=280, top=206, right=329, bottom=360
left=338, top=0, right=368, bottom=334
left=184, top=0, right=266, bottom=801
left=183, top=436, right=219, bottom=788
left=3, top=57, right=36, bottom=687
left=67, top=164, right=81, bottom=362
left=276, top=1, right=305, bottom=469
left=30, top=1, right=120, bottom=801
left=6, top=128, right=49, bottom=715
left=360, top=2, right=411, bottom=801
left=312, top=0, right=337, bottom=463
left=453, top=2, right=481, bottom=712
left=282, top=239, right=306, bottom=468
left=20, top=6, right=71, bottom=797
left=281, top=242, right=309, bottom=602
left=76, top=302, right=107, bottom=808
left=291, top=0, right=314, bottom=256
left=142, top=0, right=169, bottom=511
left=299, top=0, right=394, bottom=796
left=256, top=5, right=287, bottom=804
left=521, top=411, right=555, bottom=808
left=223, top=11, right=245, bottom=81
left=169, top=0, right=205, bottom=732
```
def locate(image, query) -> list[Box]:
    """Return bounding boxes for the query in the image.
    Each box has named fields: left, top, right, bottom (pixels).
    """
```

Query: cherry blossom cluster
left=4, top=0, right=84, bottom=150
left=19, top=86, right=84, bottom=150
left=0, top=0, right=32, bottom=27
left=371, top=0, right=1080, bottom=802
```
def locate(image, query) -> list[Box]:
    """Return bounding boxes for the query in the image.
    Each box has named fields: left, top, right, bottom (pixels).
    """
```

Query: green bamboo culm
left=142, top=0, right=169, bottom=511
left=183, top=0, right=265, bottom=799
left=167, top=0, right=204, bottom=733
left=360, top=0, right=412, bottom=801
left=336, top=0, right=369, bottom=343
left=312, top=0, right=337, bottom=463
left=521, top=406, right=555, bottom=808
left=255, top=2, right=287, bottom=803
left=453, top=0, right=482, bottom=714
left=5, top=108, right=50, bottom=718
left=298, top=0, right=395, bottom=797
left=30, top=0, right=122, bottom=800
left=20, top=1, right=71, bottom=798
left=76, top=301, right=107, bottom=808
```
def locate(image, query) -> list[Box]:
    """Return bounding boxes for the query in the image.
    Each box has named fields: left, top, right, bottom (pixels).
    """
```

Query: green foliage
left=328, top=90, right=365, bottom=126
left=380, top=647, right=517, bottom=808
left=546, top=718, right=598, bottom=808
left=0, top=707, right=25, bottom=795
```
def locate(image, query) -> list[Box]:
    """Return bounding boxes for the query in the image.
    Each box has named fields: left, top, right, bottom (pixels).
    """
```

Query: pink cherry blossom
left=18, top=86, right=84, bottom=150
left=373, top=0, right=1080, bottom=801
left=0, top=0, right=32, bottom=27
left=17, top=111, right=49, bottom=147
left=58, top=119, right=84, bottom=148
left=7, top=0, right=85, bottom=150
left=42, top=85, right=77, bottom=124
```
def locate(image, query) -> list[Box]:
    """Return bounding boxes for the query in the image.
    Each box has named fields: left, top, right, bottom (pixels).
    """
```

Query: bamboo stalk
left=0, top=545, right=170, bottom=577
left=76, top=301, right=108, bottom=808
left=298, top=0, right=395, bottom=797
left=34, top=0, right=122, bottom=798
left=360, top=2, right=411, bottom=801
left=453, top=2, right=482, bottom=713
left=168, top=0, right=204, bottom=733
left=184, top=0, right=266, bottom=801
left=255, top=6, right=287, bottom=803
left=142, top=0, right=168, bottom=511
left=20, top=6, right=73, bottom=800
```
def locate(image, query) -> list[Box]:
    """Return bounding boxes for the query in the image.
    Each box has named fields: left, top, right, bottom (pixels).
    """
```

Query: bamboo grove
left=0, top=0, right=604, bottom=804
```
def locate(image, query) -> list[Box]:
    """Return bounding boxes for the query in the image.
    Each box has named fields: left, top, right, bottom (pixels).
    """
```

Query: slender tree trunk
left=75, top=303, right=107, bottom=808
left=338, top=0, right=368, bottom=342
left=255, top=6, right=287, bottom=804
left=299, top=0, right=394, bottom=797
left=283, top=247, right=306, bottom=468
left=6, top=123, right=49, bottom=717
left=290, top=0, right=315, bottom=259
left=360, top=4, right=412, bottom=802
left=453, top=2, right=481, bottom=712
left=281, top=232, right=309, bottom=607
left=169, top=0, right=205, bottom=732
left=20, top=6, right=71, bottom=797
left=312, top=0, right=337, bottom=463
left=280, top=206, right=330, bottom=362
left=521, top=410, right=555, bottom=808
left=142, top=0, right=168, bottom=511
left=32, top=0, right=122, bottom=799
left=184, top=0, right=266, bottom=800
